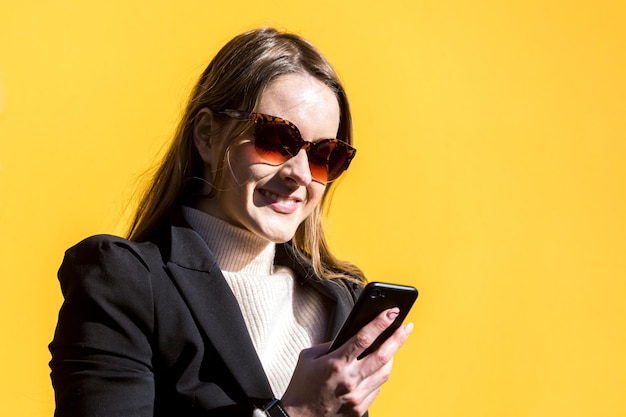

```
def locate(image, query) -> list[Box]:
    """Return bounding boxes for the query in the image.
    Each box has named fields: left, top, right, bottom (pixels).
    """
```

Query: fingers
left=340, top=308, right=412, bottom=362
left=335, top=358, right=394, bottom=416
left=349, top=308, right=397, bottom=360
left=340, top=313, right=414, bottom=393
left=282, top=317, right=413, bottom=417
left=373, top=321, right=413, bottom=363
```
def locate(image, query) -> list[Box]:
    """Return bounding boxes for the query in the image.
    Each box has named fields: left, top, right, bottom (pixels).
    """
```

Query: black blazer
left=49, top=218, right=362, bottom=417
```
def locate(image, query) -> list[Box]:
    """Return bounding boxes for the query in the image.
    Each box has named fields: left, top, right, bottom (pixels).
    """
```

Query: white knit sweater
left=182, top=206, right=329, bottom=398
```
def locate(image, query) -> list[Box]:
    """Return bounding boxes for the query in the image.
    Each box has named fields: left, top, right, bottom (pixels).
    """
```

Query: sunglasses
left=216, top=109, right=356, bottom=184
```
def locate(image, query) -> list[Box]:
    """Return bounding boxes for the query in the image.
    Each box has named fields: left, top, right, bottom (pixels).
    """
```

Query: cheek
left=225, top=143, right=265, bottom=182
left=234, top=141, right=258, bottom=161
left=306, top=184, right=326, bottom=208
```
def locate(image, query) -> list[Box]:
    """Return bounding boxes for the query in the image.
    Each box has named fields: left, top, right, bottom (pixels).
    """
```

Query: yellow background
left=1, top=1, right=625, bottom=416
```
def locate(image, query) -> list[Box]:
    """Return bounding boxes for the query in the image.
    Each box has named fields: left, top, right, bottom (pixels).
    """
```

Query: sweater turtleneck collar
left=181, top=206, right=276, bottom=274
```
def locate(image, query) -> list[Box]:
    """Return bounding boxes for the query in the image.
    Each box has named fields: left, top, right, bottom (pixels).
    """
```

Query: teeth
left=261, top=189, right=297, bottom=206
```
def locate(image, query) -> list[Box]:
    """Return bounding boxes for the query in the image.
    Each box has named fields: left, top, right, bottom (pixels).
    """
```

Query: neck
left=182, top=206, right=276, bottom=274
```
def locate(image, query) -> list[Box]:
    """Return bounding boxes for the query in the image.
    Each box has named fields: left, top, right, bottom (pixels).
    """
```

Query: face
left=194, top=73, right=341, bottom=243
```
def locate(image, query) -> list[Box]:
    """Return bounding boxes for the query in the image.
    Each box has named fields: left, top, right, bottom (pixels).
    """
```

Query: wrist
left=262, top=398, right=290, bottom=417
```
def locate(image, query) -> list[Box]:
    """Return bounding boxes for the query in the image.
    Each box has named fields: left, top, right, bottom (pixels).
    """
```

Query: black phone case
left=329, top=282, right=418, bottom=359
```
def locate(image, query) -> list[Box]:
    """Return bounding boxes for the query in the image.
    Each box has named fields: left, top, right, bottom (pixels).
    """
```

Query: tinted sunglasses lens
left=254, top=119, right=354, bottom=183
left=309, top=140, right=352, bottom=182
left=253, top=122, right=298, bottom=164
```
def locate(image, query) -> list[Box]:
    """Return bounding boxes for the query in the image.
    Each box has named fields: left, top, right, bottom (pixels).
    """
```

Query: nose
left=281, top=149, right=313, bottom=185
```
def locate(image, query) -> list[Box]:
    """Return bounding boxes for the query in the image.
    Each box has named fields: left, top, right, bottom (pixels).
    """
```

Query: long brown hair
left=127, top=27, right=364, bottom=283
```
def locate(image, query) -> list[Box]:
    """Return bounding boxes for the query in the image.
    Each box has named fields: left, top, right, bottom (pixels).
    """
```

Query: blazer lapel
left=163, top=223, right=274, bottom=399
left=156, top=219, right=357, bottom=399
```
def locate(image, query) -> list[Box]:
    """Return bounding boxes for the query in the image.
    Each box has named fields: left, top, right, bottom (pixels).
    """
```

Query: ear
left=193, top=108, right=215, bottom=163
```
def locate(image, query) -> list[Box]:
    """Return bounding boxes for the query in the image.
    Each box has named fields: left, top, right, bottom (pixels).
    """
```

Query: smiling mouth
left=258, top=189, right=301, bottom=206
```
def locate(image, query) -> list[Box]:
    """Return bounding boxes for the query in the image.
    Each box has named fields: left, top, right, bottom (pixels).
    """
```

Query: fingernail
left=404, top=322, right=414, bottom=335
left=387, top=307, right=400, bottom=320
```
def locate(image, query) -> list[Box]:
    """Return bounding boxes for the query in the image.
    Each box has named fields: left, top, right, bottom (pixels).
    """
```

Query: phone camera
left=370, top=289, right=386, bottom=299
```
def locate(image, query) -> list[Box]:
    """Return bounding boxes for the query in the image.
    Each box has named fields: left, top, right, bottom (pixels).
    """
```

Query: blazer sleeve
left=49, top=235, right=157, bottom=417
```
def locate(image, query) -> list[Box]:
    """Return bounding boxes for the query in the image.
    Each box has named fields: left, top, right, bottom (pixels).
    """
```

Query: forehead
left=257, top=74, right=340, bottom=140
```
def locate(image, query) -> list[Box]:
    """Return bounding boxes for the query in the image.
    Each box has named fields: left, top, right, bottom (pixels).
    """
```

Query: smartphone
left=329, top=282, right=418, bottom=359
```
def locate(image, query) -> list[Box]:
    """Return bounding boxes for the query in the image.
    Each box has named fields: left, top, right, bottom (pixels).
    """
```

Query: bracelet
left=262, top=398, right=290, bottom=417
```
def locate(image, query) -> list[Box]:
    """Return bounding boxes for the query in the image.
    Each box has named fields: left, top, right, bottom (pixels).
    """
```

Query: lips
left=258, top=188, right=302, bottom=213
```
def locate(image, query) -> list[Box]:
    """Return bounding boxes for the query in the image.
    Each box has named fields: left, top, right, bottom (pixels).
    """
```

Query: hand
left=281, top=308, right=414, bottom=417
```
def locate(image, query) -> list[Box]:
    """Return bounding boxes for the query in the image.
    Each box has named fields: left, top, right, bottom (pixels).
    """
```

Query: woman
left=49, top=27, right=413, bottom=417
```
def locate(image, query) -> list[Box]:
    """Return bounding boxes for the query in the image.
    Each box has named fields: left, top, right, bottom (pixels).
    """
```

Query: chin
left=252, top=218, right=300, bottom=243
left=265, top=232, right=295, bottom=244
left=257, top=227, right=297, bottom=244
